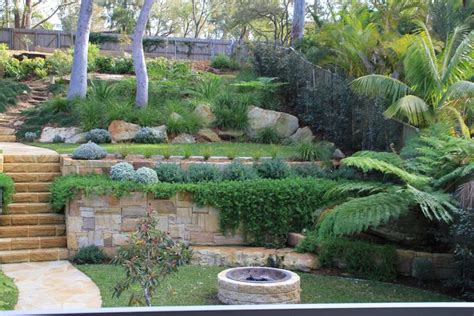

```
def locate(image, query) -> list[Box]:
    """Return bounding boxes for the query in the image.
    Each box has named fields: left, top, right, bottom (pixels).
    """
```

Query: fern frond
left=341, top=156, right=430, bottom=187
left=435, top=163, right=474, bottom=188
left=406, top=185, right=456, bottom=223
left=317, top=192, right=411, bottom=239
left=352, top=151, right=406, bottom=168
left=323, top=180, right=396, bottom=200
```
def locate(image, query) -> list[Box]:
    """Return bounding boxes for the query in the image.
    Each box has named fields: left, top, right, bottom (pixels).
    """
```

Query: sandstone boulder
left=65, top=132, right=87, bottom=144
left=171, top=133, right=196, bottom=144
left=288, top=127, right=315, bottom=143
left=193, top=104, right=215, bottom=125
left=247, top=106, right=299, bottom=138
left=274, top=112, right=299, bottom=138
left=218, top=129, right=244, bottom=141
left=333, top=148, right=345, bottom=160
left=39, top=127, right=83, bottom=143
left=197, top=128, right=221, bottom=142
left=108, top=120, right=140, bottom=142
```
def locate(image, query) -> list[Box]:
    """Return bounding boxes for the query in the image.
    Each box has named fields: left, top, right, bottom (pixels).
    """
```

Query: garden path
left=1, top=260, right=102, bottom=310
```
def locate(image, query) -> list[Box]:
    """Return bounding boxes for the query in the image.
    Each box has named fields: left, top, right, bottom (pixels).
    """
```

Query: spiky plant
left=351, top=23, right=474, bottom=138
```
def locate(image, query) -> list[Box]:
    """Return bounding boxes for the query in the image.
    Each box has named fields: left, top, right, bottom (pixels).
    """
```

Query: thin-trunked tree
left=133, top=0, right=154, bottom=107
left=67, top=0, right=93, bottom=100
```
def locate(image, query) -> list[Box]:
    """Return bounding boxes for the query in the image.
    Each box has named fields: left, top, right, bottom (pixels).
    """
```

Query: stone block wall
left=396, top=249, right=457, bottom=280
left=66, top=191, right=243, bottom=257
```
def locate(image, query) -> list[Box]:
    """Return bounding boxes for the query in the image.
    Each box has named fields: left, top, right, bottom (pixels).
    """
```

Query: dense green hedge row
left=50, top=175, right=337, bottom=246
left=0, top=270, right=17, bottom=310
left=0, top=173, right=14, bottom=209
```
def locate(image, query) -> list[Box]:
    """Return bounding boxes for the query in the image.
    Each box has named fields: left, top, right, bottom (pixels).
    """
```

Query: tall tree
left=133, top=0, right=154, bottom=107
left=67, top=0, right=93, bottom=100
left=291, top=0, right=305, bottom=44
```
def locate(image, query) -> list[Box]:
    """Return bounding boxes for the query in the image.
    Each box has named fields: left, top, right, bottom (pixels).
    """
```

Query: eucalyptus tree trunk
left=132, top=0, right=154, bottom=107
left=291, top=0, right=305, bottom=45
left=67, top=0, right=93, bottom=100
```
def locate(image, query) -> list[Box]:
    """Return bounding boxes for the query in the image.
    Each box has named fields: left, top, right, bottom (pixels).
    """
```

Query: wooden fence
left=0, top=28, right=242, bottom=60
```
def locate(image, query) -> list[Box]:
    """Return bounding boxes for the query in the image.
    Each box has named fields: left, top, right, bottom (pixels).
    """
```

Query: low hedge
left=0, top=173, right=14, bottom=210
left=50, top=175, right=338, bottom=246
left=0, top=270, right=18, bottom=310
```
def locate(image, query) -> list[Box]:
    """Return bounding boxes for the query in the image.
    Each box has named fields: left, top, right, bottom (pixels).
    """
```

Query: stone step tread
left=12, top=192, right=51, bottom=203
left=0, top=236, right=67, bottom=251
left=3, top=163, right=60, bottom=173
left=6, top=202, right=53, bottom=214
left=0, top=224, right=65, bottom=238
left=3, top=155, right=60, bottom=163
left=6, top=173, right=61, bottom=183
left=0, top=214, right=64, bottom=226
left=0, top=247, right=68, bottom=263
left=0, top=135, right=16, bottom=142
left=0, top=127, right=15, bottom=135
left=14, top=182, right=53, bottom=192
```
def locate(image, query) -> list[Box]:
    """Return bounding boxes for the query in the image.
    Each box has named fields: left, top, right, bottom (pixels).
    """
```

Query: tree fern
left=317, top=192, right=412, bottom=239
left=352, top=151, right=406, bottom=168
left=406, top=185, right=456, bottom=223
left=341, top=156, right=430, bottom=187
left=435, top=163, right=474, bottom=189
left=323, top=180, right=396, bottom=200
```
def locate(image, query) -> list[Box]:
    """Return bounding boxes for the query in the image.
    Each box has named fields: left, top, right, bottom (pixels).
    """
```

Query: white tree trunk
left=67, top=0, right=93, bottom=100
left=133, top=0, right=154, bottom=107
left=291, top=0, right=305, bottom=44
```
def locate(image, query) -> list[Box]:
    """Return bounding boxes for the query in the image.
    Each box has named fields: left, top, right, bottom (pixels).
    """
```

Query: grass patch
left=29, top=143, right=296, bottom=159
left=0, top=79, right=28, bottom=113
left=76, top=265, right=455, bottom=307
left=0, top=270, right=18, bottom=310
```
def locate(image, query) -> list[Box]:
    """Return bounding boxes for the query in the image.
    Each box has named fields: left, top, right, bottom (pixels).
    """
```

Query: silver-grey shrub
left=71, top=141, right=107, bottom=160
left=110, top=162, right=135, bottom=181
left=134, top=167, right=159, bottom=184
left=86, top=128, right=111, bottom=144
left=154, top=163, right=186, bottom=183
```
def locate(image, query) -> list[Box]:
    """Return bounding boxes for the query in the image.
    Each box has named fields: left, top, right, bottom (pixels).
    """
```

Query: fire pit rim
left=225, top=267, right=293, bottom=284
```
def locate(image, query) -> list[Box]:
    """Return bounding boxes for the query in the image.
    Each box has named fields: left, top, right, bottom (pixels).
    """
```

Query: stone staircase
left=0, top=153, right=67, bottom=263
left=0, top=79, right=50, bottom=142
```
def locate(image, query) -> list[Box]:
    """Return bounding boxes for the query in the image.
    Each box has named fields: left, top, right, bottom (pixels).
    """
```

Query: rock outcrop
left=108, top=120, right=140, bottom=143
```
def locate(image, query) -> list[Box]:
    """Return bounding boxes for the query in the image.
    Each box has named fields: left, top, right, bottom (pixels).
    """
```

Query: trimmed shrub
left=86, top=128, right=111, bottom=144
left=71, top=141, right=107, bottom=160
left=291, top=163, right=327, bottom=178
left=210, top=53, right=240, bottom=70
left=24, top=131, right=38, bottom=142
left=74, top=245, right=106, bottom=264
left=255, top=158, right=290, bottom=179
left=110, top=162, right=135, bottom=181
left=0, top=173, right=14, bottom=209
left=187, top=164, right=221, bottom=183
left=134, top=167, right=159, bottom=184
left=154, top=163, right=186, bottom=183
left=223, top=161, right=259, bottom=181
left=134, top=127, right=165, bottom=144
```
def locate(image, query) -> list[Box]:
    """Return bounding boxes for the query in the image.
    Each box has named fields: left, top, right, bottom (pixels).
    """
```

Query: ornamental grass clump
left=134, top=167, right=159, bottom=184
left=113, top=210, right=192, bottom=306
left=86, top=128, right=111, bottom=144
left=110, top=162, right=136, bottom=181
left=71, top=141, right=107, bottom=160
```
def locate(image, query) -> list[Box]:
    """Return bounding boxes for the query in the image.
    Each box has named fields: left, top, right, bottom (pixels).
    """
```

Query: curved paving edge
left=1, top=261, right=102, bottom=310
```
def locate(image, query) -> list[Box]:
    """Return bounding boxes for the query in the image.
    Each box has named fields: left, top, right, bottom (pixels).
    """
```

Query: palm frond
left=442, top=30, right=474, bottom=85
left=323, top=180, right=394, bottom=200
left=384, top=95, right=432, bottom=126
left=440, top=26, right=471, bottom=81
left=350, top=75, right=411, bottom=103
left=438, top=105, right=471, bottom=139
left=317, top=192, right=411, bottom=239
left=341, top=156, right=431, bottom=187
left=406, top=185, right=456, bottom=223
left=443, top=80, right=474, bottom=101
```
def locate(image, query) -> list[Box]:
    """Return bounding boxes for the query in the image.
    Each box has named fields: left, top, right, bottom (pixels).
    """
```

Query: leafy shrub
left=134, top=127, right=165, bottom=144
left=73, top=245, right=106, bottom=264
left=210, top=53, right=240, bottom=70
left=71, top=141, right=107, bottom=160
left=52, top=135, right=65, bottom=143
left=23, top=131, right=38, bottom=142
left=134, top=167, right=159, bottom=184
left=231, top=77, right=285, bottom=110
left=255, top=158, right=290, bottom=179
left=165, top=113, right=203, bottom=135
left=255, top=127, right=281, bottom=144
left=291, top=163, right=327, bottom=178
left=0, top=269, right=18, bottom=310
left=212, top=92, right=249, bottom=130
left=297, top=141, right=335, bottom=161
left=86, top=128, right=111, bottom=144
left=110, top=162, right=135, bottom=181
left=76, top=99, right=107, bottom=130
left=45, top=50, right=72, bottom=77
left=222, top=161, right=259, bottom=181
left=186, top=164, right=221, bottom=183
left=192, top=75, right=222, bottom=101
left=316, top=237, right=397, bottom=281
left=154, top=163, right=186, bottom=183
left=0, top=173, right=14, bottom=209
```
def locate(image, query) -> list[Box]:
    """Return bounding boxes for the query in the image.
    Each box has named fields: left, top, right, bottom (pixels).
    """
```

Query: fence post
left=57, top=31, right=61, bottom=48
left=10, top=28, right=14, bottom=49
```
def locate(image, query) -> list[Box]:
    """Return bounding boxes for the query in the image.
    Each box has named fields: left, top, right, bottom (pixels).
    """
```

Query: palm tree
left=351, top=23, right=474, bottom=138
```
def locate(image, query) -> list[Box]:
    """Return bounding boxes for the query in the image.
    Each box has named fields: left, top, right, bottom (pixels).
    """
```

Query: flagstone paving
left=1, top=260, right=102, bottom=310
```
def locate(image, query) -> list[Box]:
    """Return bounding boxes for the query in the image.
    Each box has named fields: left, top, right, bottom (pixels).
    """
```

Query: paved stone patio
left=1, top=261, right=102, bottom=310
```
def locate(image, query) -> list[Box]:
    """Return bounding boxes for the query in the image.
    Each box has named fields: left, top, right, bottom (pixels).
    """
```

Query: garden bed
left=0, top=270, right=18, bottom=310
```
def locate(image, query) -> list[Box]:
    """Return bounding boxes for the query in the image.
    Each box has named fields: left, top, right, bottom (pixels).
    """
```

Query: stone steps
left=0, top=214, right=64, bottom=226
left=0, top=236, right=67, bottom=251
left=0, top=224, right=65, bottom=238
left=6, top=172, right=61, bottom=183
left=4, top=155, right=60, bottom=163
left=14, top=182, right=53, bottom=193
left=12, top=192, right=51, bottom=203
left=6, top=203, right=53, bottom=214
left=0, top=127, right=15, bottom=135
left=0, top=248, right=69, bottom=263
left=3, top=163, right=61, bottom=173
left=0, top=135, right=16, bottom=142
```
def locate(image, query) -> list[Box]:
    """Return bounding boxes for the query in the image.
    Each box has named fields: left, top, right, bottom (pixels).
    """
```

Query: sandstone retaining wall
left=66, top=191, right=243, bottom=257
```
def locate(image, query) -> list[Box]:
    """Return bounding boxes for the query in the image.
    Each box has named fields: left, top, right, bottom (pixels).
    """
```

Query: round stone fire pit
left=217, top=267, right=300, bottom=304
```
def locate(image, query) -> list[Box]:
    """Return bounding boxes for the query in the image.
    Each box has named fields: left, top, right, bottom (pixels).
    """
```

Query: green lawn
left=0, top=270, right=18, bottom=310
left=76, top=265, right=456, bottom=307
left=29, top=143, right=297, bottom=159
